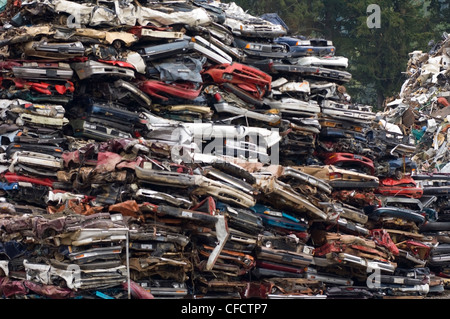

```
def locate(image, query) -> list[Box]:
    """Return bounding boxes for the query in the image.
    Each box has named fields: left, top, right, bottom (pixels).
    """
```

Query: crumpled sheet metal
left=378, top=33, right=450, bottom=174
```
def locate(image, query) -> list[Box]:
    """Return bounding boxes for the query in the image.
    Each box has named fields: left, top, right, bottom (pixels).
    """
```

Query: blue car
left=274, top=36, right=336, bottom=57
left=376, top=157, right=417, bottom=179
left=250, top=204, right=308, bottom=233
left=260, top=13, right=336, bottom=57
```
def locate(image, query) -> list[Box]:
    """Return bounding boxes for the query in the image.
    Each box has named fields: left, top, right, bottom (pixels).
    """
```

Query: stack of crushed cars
left=0, top=0, right=447, bottom=299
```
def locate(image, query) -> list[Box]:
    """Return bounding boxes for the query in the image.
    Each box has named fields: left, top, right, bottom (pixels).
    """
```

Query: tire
left=394, top=169, right=404, bottom=180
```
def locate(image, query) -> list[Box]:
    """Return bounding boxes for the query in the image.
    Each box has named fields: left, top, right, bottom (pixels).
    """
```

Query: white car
left=295, top=55, right=349, bottom=69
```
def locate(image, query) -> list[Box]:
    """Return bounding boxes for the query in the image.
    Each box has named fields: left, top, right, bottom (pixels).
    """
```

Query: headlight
left=84, top=122, right=96, bottom=129
left=246, top=44, right=262, bottom=51
left=240, top=24, right=254, bottom=31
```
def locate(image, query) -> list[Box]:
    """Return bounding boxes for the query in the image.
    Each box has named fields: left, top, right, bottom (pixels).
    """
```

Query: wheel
left=112, top=40, right=125, bottom=50
left=394, top=169, right=404, bottom=180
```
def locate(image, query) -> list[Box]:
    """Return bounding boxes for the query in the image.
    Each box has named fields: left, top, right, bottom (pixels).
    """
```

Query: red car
left=375, top=176, right=423, bottom=199
left=2, top=172, right=55, bottom=188
left=201, top=62, right=272, bottom=100
left=0, top=77, right=75, bottom=96
left=321, top=152, right=375, bottom=176
left=139, top=80, right=202, bottom=101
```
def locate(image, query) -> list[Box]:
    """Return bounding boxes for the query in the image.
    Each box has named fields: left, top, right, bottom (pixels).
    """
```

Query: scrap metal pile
left=0, top=0, right=448, bottom=299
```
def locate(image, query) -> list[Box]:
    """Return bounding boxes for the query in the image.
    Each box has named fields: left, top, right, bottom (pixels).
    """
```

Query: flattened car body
left=72, top=60, right=135, bottom=80
left=376, top=176, right=424, bottom=199
left=23, top=41, right=85, bottom=60
left=12, top=62, right=74, bottom=81
left=322, top=152, right=375, bottom=176
left=296, top=165, right=379, bottom=189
